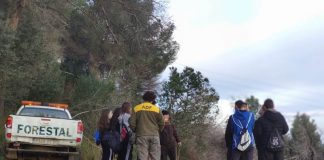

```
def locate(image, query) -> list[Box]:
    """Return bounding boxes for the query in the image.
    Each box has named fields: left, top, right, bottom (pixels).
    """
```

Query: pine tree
left=290, top=113, right=322, bottom=160
left=245, top=95, right=260, bottom=114
left=159, top=67, right=219, bottom=159
left=0, top=6, right=65, bottom=113
left=0, top=21, right=16, bottom=116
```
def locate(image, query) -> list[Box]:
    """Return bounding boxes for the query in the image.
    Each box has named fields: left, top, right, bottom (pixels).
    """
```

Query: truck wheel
left=5, top=150, right=18, bottom=160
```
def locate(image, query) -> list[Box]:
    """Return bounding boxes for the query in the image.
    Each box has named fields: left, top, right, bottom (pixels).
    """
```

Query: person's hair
left=98, top=109, right=111, bottom=133
left=162, top=110, right=169, bottom=115
left=110, top=107, right=121, bottom=130
left=235, top=100, right=247, bottom=109
left=142, top=91, right=156, bottom=102
left=121, top=102, right=132, bottom=114
left=264, top=98, right=274, bottom=109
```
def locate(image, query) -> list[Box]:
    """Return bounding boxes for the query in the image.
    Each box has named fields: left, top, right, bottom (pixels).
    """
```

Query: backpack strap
left=232, top=116, right=243, bottom=129
left=245, top=113, right=252, bottom=129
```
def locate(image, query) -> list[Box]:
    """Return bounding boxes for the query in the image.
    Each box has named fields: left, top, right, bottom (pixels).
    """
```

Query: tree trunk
left=0, top=97, right=4, bottom=119
left=8, top=0, right=28, bottom=30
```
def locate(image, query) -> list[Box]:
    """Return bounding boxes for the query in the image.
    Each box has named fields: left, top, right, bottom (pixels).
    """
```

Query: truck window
left=19, top=107, right=70, bottom=119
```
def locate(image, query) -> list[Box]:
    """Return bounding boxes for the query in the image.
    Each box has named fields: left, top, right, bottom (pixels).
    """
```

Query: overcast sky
left=162, top=0, right=324, bottom=135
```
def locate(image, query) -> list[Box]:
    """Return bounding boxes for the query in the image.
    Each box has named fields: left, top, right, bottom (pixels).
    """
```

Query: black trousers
left=231, top=147, right=254, bottom=160
left=227, top=149, right=232, bottom=160
left=101, top=141, right=113, bottom=160
left=257, top=150, right=284, bottom=160
left=161, top=145, right=177, bottom=160
left=118, top=141, right=133, bottom=160
left=228, top=148, right=250, bottom=160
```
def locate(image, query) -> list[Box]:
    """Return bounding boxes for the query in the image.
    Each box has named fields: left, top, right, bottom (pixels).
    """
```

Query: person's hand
left=177, top=142, right=182, bottom=147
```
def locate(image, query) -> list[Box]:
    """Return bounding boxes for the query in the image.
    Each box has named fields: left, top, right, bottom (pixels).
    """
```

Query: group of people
left=95, top=90, right=288, bottom=160
left=96, top=91, right=181, bottom=160
left=225, top=99, right=289, bottom=160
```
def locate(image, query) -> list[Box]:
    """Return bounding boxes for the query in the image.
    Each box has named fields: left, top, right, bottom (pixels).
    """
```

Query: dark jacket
left=253, top=109, right=289, bottom=151
left=225, top=110, right=255, bottom=150
left=99, top=128, right=110, bottom=142
left=160, top=122, right=180, bottom=147
left=225, top=115, right=233, bottom=149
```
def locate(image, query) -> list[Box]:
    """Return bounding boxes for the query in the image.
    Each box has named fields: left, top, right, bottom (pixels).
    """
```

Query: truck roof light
left=22, top=100, right=68, bottom=109
left=48, top=103, right=69, bottom=109
left=21, top=101, right=42, bottom=106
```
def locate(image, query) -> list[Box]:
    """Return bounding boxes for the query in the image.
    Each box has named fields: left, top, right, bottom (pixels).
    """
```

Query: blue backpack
left=232, top=113, right=253, bottom=151
left=94, top=130, right=100, bottom=145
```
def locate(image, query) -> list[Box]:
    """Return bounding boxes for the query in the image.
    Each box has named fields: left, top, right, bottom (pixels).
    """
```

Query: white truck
left=4, top=101, right=83, bottom=160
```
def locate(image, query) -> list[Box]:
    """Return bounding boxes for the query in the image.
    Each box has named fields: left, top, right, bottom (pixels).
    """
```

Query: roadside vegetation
left=1, top=1, right=323, bottom=159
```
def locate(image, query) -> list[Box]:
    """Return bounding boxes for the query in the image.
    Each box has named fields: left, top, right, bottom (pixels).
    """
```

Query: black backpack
left=266, top=121, right=284, bottom=152
left=103, top=130, right=121, bottom=153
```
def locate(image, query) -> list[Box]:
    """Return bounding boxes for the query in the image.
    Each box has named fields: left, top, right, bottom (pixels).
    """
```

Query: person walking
left=253, top=99, right=289, bottom=160
left=225, top=100, right=255, bottom=160
left=130, top=91, right=165, bottom=160
left=97, top=109, right=114, bottom=160
left=118, top=102, right=134, bottom=160
left=160, top=110, right=181, bottom=160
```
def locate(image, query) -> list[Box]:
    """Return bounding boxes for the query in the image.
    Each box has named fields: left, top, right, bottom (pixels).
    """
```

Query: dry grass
left=80, top=136, right=102, bottom=160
